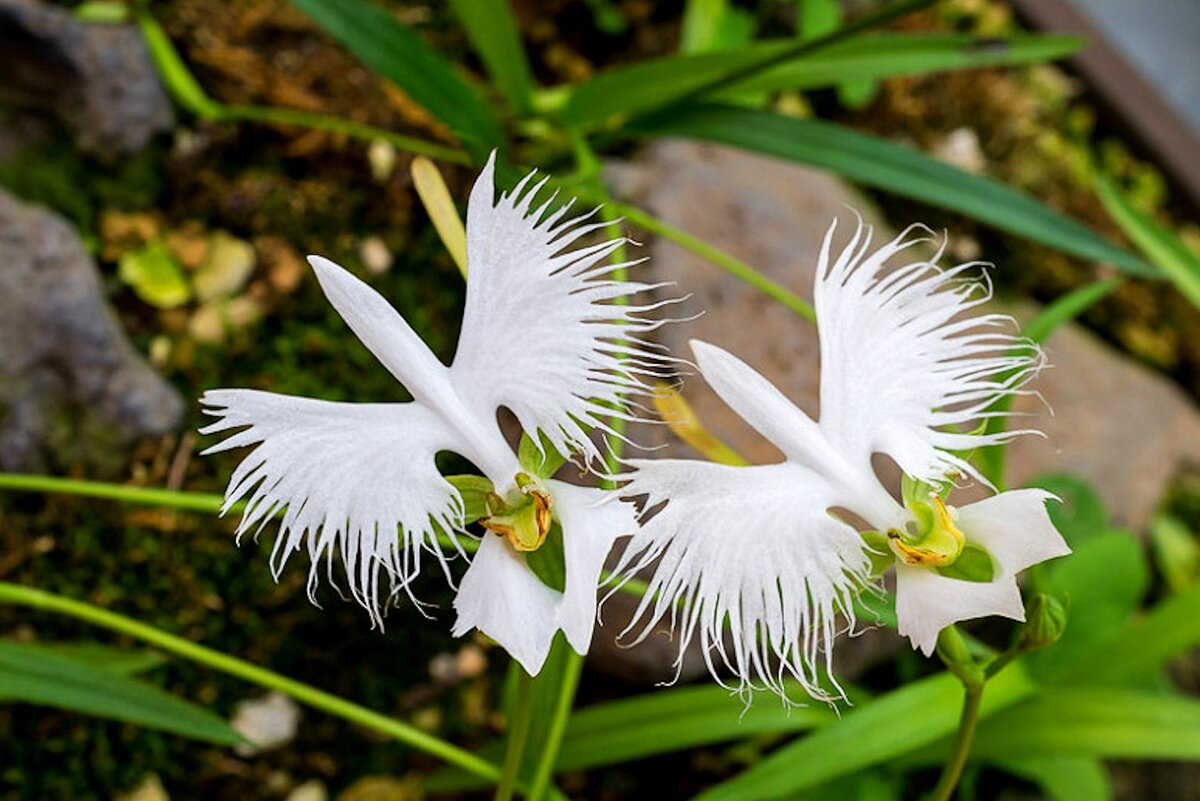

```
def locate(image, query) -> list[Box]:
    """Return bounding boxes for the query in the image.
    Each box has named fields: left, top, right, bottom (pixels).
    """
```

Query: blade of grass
left=1096, top=173, right=1200, bottom=310
left=627, top=105, right=1152, bottom=275
left=448, top=0, right=535, bottom=115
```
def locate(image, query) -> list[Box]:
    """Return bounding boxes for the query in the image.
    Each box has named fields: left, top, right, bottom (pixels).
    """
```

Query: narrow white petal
left=813, top=217, right=1045, bottom=486
left=955, top=489, right=1071, bottom=573
left=451, top=154, right=677, bottom=465
left=615, top=459, right=871, bottom=701
left=200, top=390, right=466, bottom=624
left=452, top=534, right=561, bottom=675
left=307, top=256, right=452, bottom=407
left=549, top=481, right=638, bottom=654
left=690, top=340, right=899, bottom=528
left=894, top=489, right=1069, bottom=655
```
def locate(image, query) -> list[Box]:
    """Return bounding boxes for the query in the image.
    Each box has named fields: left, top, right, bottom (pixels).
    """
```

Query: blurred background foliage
left=2, top=0, right=1200, bottom=799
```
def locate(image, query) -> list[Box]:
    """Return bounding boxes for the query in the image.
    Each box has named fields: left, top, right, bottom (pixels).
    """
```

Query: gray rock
left=0, top=189, right=182, bottom=471
left=594, top=138, right=1200, bottom=684
left=0, top=0, right=174, bottom=158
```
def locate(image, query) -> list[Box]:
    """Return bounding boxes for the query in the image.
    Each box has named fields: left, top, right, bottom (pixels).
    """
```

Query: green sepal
left=445, top=474, right=494, bottom=524
left=859, top=530, right=894, bottom=577
left=518, top=431, right=567, bottom=479
left=525, top=521, right=566, bottom=593
left=935, top=543, right=995, bottom=583
left=936, top=625, right=985, bottom=687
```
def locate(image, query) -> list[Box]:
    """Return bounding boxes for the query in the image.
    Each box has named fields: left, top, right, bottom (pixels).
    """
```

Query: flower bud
left=1017, top=593, right=1067, bottom=652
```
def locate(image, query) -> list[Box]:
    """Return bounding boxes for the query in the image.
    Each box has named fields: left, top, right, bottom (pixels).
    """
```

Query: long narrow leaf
left=996, top=756, right=1110, bottom=801
left=568, top=34, right=1080, bottom=125
left=289, top=0, right=502, bottom=155
left=448, top=0, right=534, bottom=115
left=693, top=666, right=1034, bottom=801
left=1096, top=173, right=1200, bottom=309
left=0, top=641, right=241, bottom=745
left=972, top=689, right=1200, bottom=760
left=628, top=105, right=1153, bottom=276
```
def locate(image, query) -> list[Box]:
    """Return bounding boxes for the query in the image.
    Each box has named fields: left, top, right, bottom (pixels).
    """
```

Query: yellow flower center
left=480, top=473, right=553, bottom=552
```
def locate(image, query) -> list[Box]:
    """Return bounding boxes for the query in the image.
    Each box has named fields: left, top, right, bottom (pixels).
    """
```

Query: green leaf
left=681, top=0, right=757, bottom=54
left=627, top=105, right=1153, bottom=276
left=136, top=12, right=226, bottom=119
left=0, top=640, right=241, bottom=745
left=75, top=1, right=129, bottom=24
left=996, top=756, right=1110, bottom=801
left=118, top=240, right=191, bottom=309
left=35, top=642, right=166, bottom=675
left=517, top=432, right=567, bottom=479
left=566, top=34, right=1081, bottom=126
left=289, top=0, right=502, bottom=155
left=693, top=666, right=1034, bottom=801
left=1096, top=173, right=1200, bottom=310
left=448, top=0, right=534, bottom=115
left=1151, top=514, right=1200, bottom=593
left=972, top=689, right=1200, bottom=761
left=1027, top=531, right=1147, bottom=682
left=1027, top=473, right=1109, bottom=549
left=1060, top=577, right=1200, bottom=685
left=427, top=680, right=838, bottom=793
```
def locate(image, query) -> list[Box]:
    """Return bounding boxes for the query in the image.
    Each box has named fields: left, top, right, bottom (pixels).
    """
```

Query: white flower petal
left=616, top=459, right=870, bottom=700
left=894, top=489, right=1070, bottom=655
left=813, top=216, right=1045, bottom=486
left=200, top=390, right=466, bottom=624
left=894, top=563, right=1023, bottom=656
left=452, top=534, right=561, bottom=675
left=690, top=340, right=900, bottom=528
left=955, top=489, right=1071, bottom=574
left=450, top=154, right=677, bottom=464
left=307, top=255, right=452, bottom=408
left=548, top=480, right=637, bottom=654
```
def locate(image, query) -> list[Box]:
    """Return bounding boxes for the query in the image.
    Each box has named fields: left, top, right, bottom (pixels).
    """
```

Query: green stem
left=495, top=668, right=536, bottom=801
left=927, top=681, right=984, bottom=801
left=608, top=200, right=816, bottom=323
left=0, top=582, right=500, bottom=782
left=223, top=105, right=471, bottom=165
left=0, top=472, right=226, bottom=513
left=528, top=651, right=584, bottom=801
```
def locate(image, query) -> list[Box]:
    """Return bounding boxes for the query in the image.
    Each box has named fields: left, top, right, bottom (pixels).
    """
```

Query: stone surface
left=591, top=138, right=1200, bottom=684
left=231, top=691, right=302, bottom=756
left=0, top=188, right=183, bottom=471
left=0, top=0, right=174, bottom=158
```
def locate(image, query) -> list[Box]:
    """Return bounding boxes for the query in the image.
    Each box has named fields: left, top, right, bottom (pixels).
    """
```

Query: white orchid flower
left=201, top=155, right=672, bottom=675
left=615, top=218, right=1070, bottom=700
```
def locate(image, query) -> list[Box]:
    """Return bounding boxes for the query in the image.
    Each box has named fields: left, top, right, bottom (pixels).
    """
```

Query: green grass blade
left=972, top=689, right=1200, bottom=760
left=426, top=681, right=839, bottom=793
left=567, top=33, right=1080, bottom=126
left=289, top=0, right=502, bottom=155
left=627, top=105, right=1152, bottom=275
left=1096, top=173, right=1200, bottom=310
left=448, top=0, right=535, bottom=115
left=693, top=666, right=1034, bottom=801
left=35, top=642, right=167, bottom=675
left=0, top=640, right=241, bottom=745
left=995, top=756, right=1111, bottom=801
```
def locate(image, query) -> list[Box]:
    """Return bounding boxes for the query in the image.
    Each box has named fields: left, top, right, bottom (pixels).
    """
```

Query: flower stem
left=495, top=668, right=536, bottom=801
left=527, top=650, right=584, bottom=801
left=0, top=581, right=500, bottom=782
left=607, top=200, right=817, bottom=323
left=927, top=681, right=984, bottom=801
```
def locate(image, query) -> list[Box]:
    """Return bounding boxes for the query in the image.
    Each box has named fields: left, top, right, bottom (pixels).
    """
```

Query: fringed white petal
left=615, top=460, right=871, bottom=702
left=451, top=153, right=678, bottom=464
left=549, top=480, right=638, bottom=654
left=452, top=534, right=561, bottom=675
left=895, top=489, right=1070, bottom=655
left=200, top=391, right=467, bottom=626
left=813, top=217, right=1045, bottom=487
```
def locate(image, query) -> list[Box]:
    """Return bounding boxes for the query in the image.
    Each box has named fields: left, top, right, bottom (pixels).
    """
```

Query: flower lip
left=481, top=472, right=554, bottom=552
left=890, top=495, right=965, bottom=567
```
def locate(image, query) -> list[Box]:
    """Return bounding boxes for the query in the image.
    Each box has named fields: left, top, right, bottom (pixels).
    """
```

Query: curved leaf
left=627, top=105, right=1153, bottom=276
